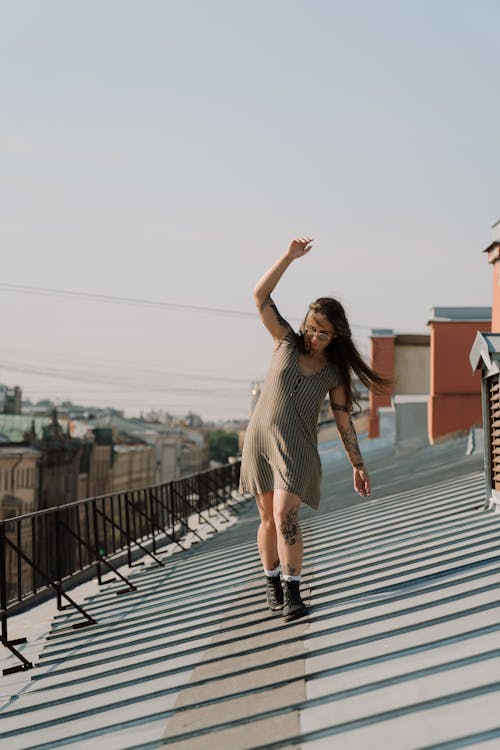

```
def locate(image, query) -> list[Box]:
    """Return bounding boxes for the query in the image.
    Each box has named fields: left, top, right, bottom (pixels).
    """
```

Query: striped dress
left=239, top=329, right=343, bottom=509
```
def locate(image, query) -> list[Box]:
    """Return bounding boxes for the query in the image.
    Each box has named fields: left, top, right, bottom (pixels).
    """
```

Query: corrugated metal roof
left=0, top=437, right=499, bottom=748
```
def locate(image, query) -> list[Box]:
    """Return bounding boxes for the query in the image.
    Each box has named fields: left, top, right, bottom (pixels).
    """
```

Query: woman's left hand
left=353, top=466, right=370, bottom=497
left=286, top=236, right=313, bottom=260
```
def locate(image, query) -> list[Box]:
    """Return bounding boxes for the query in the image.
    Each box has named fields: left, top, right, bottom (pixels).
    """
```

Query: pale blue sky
left=1, top=0, right=499, bottom=419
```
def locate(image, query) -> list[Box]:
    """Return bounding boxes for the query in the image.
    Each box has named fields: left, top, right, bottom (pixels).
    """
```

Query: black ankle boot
left=265, top=575, right=283, bottom=612
left=282, top=579, right=307, bottom=622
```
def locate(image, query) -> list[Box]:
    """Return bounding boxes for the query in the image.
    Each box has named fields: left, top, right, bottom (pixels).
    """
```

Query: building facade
left=369, top=330, right=430, bottom=439
left=428, top=307, right=491, bottom=442
left=0, top=385, right=22, bottom=415
left=0, top=446, right=41, bottom=520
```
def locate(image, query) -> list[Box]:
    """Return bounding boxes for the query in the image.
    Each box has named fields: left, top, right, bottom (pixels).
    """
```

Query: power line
left=0, top=350, right=252, bottom=385
left=0, top=282, right=258, bottom=319
left=0, top=282, right=373, bottom=331
left=0, top=361, right=248, bottom=395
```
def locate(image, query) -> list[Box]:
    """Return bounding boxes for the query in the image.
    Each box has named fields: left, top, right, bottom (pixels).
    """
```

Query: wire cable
left=0, top=361, right=248, bottom=395
left=0, top=282, right=373, bottom=330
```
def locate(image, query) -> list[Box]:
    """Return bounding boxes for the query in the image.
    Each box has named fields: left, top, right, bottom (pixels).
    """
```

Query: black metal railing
left=0, top=461, right=244, bottom=675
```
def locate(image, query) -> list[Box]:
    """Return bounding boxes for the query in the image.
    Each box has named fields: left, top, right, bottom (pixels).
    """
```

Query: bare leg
left=255, top=492, right=280, bottom=570
left=272, top=490, right=303, bottom=577
left=256, top=490, right=306, bottom=619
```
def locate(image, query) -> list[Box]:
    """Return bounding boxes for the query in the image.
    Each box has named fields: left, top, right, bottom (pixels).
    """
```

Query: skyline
left=1, top=1, right=499, bottom=419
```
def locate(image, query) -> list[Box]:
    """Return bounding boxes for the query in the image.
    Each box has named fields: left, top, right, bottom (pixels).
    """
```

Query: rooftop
left=0, top=446, right=42, bottom=458
left=470, top=331, right=500, bottom=376
left=428, top=306, right=492, bottom=323
left=0, top=415, right=59, bottom=444
left=370, top=331, right=430, bottom=345
left=1, top=436, right=499, bottom=748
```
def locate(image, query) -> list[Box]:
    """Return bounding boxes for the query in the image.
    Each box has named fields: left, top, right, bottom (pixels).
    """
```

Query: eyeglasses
left=304, top=327, right=332, bottom=342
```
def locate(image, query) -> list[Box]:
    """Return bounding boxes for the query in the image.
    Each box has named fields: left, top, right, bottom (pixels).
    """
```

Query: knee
left=257, top=503, right=275, bottom=527
left=259, top=512, right=275, bottom=528
left=256, top=494, right=275, bottom=526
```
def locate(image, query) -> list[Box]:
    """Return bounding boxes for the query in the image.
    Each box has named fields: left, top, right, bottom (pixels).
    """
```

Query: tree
left=208, top=430, right=238, bottom=464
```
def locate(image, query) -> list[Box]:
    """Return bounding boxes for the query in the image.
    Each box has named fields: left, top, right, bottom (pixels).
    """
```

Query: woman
left=239, top=236, right=390, bottom=622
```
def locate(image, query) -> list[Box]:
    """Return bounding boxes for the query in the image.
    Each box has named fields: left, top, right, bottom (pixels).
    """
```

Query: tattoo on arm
left=268, top=297, right=289, bottom=329
left=338, top=417, right=364, bottom=468
left=259, top=295, right=290, bottom=332
left=331, top=402, right=349, bottom=412
left=259, top=295, right=271, bottom=313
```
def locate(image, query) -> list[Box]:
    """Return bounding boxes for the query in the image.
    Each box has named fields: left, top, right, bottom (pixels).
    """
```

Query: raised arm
left=329, top=384, right=371, bottom=497
left=253, top=237, right=313, bottom=341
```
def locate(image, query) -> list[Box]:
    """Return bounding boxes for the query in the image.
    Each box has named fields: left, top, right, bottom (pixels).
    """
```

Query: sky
left=1, top=0, right=499, bottom=421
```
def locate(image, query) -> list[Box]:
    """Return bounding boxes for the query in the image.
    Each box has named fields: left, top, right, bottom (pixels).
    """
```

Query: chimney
left=484, top=219, right=500, bottom=331
left=368, top=329, right=394, bottom=438
left=428, top=307, right=490, bottom=443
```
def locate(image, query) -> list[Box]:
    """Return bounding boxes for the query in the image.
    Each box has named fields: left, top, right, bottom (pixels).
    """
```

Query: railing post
left=16, top=521, right=22, bottom=602
left=92, top=499, right=103, bottom=585
left=198, top=473, right=207, bottom=522
left=44, top=514, right=50, bottom=594
left=0, top=520, right=32, bottom=674
left=167, top=483, right=176, bottom=542
left=148, top=487, right=157, bottom=555
left=54, top=508, right=63, bottom=610
left=101, top=497, right=108, bottom=559
left=0, top=522, right=8, bottom=645
left=124, top=492, right=132, bottom=567
left=31, top=516, right=37, bottom=595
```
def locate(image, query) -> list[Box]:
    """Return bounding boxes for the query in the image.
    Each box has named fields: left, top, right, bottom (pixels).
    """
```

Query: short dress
left=239, top=329, right=343, bottom=509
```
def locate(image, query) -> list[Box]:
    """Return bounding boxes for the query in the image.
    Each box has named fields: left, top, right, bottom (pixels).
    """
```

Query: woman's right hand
left=287, top=236, right=313, bottom=260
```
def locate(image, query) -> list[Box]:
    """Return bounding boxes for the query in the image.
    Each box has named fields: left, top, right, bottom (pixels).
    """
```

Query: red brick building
left=427, top=308, right=491, bottom=442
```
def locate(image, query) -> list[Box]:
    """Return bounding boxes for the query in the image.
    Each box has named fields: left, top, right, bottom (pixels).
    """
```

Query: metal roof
left=428, top=306, right=491, bottom=323
left=470, top=331, right=500, bottom=376
left=482, top=241, right=500, bottom=254
left=0, top=415, right=55, bottom=443
left=370, top=329, right=395, bottom=337
left=1, top=437, right=499, bottom=748
left=88, top=416, right=204, bottom=446
left=370, top=331, right=431, bottom=344
left=0, top=446, right=42, bottom=457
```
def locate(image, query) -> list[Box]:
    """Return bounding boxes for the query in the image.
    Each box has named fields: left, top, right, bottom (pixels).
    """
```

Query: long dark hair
left=296, top=297, right=391, bottom=411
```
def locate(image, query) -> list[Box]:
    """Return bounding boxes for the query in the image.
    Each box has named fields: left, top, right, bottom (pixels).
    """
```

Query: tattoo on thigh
left=280, top=507, right=299, bottom=545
